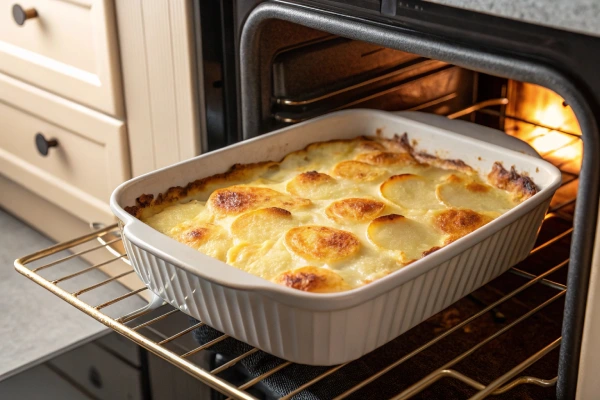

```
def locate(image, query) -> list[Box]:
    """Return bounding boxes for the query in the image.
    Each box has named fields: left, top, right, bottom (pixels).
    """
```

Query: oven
left=14, top=1, right=600, bottom=399
left=193, top=1, right=600, bottom=398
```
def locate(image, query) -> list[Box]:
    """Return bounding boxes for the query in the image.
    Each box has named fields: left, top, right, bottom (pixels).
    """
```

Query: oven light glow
left=529, top=130, right=575, bottom=154
left=533, top=104, right=568, bottom=129
left=551, top=143, right=583, bottom=164
left=507, top=81, right=582, bottom=180
left=508, top=100, right=582, bottom=171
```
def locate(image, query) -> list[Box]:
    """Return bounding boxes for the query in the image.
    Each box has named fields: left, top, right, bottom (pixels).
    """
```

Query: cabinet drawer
left=49, top=343, right=143, bottom=400
left=0, top=72, right=128, bottom=223
left=0, top=364, right=92, bottom=400
left=0, top=0, right=123, bottom=116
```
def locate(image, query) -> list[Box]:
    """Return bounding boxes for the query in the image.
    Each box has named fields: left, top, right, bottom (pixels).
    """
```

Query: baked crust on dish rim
left=125, top=133, right=537, bottom=293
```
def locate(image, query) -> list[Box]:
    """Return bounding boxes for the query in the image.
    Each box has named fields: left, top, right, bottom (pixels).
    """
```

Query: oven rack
left=14, top=213, right=571, bottom=400
left=273, top=60, right=452, bottom=124
left=14, top=201, right=576, bottom=397
left=14, top=102, right=579, bottom=399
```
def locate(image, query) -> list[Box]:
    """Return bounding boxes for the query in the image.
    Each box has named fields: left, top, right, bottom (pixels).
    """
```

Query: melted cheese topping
left=380, top=174, right=443, bottom=211
left=139, top=136, right=530, bottom=293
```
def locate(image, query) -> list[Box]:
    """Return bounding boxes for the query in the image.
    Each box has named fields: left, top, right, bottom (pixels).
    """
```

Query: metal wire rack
left=14, top=101, right=579, bottom=399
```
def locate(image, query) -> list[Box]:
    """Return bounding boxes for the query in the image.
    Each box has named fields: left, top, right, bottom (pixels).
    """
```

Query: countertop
left=0, top=208, right=146, bottom=381
left=424, top=0, right=600, bottom=37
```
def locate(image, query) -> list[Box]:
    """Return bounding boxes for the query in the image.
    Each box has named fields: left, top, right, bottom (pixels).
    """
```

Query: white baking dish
left=111, top=110, right=562, bottom=366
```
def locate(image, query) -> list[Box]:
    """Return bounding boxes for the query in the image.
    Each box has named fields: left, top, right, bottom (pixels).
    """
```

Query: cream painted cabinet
left=0, top=0, right=205, bottom=394
left=0, top=0, right=123, bottom=117
left=0, top=0, right=200, bottom=242
left=0, top=0, right=127, bottom=230
left=0, top=73, right=128, bottom=224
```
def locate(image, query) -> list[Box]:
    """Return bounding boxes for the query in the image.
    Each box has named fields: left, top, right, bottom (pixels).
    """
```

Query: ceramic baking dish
left=111, top=110, right=562, bottom=366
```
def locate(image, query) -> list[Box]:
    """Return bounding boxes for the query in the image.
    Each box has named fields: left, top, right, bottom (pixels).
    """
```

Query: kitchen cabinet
left=0, top=0, right=201, bottom=242
left=0, top=73, right=128, bottom=224
left=0, top=0, right=204, bottom=394
left=49, top=342, right=144, bottom=400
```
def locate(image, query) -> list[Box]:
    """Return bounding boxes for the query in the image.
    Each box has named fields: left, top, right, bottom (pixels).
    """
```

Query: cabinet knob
left=35, top=133, right=58, bottom=156
left=12, top=4, right=37, bottom=26
left=88, top=367, right=103, bottom=389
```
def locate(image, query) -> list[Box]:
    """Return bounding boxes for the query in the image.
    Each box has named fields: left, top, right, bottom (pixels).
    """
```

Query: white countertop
left=425, top=0, right=600, bottom=37
left=0, top=209, right=146, bottom=381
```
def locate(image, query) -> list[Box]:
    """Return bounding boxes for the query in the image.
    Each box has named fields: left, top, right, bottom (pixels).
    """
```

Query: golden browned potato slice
left=436, top=180, right=515, bottom=212
left=227, top=240, right=293, bottom=279
left=273, top=266, right=351, bottom=293
left=325, top=198, right=385, bottom=223
left=144, top=200, right=208, bottom=234
left=331, top=160, right=386, bottom=182
left=174, top=223, right=232, bottom=262
left=355, top=151, right=418, bottom=166
left=285, top=226, right=360, bottom=263
left=207, top=186, right=310, bottom=216
left=367, top=214, right=442, bottom=261
left=230, top=207, right=297, bottom=243
left=380, top=174, right=443, bottom=210
left=280, top=140, right=357, bottom=171
left=305, top=139, right=360, bottom=155
left=286, top=171, right=338, bottom=199
left=432, top=208, right=493, bottom=244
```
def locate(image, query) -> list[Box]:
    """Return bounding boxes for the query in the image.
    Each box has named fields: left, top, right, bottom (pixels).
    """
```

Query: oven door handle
left=395, top=111, right=541, bottom=158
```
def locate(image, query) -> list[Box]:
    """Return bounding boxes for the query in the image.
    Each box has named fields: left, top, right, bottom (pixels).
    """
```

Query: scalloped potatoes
left=128, top=134, right=537, bottom=293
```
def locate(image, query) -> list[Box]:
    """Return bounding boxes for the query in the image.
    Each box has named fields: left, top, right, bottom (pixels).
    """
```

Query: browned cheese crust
left=208, top=186, right=311, bottom=216
left=396, top=133, right=475, bottom=174
left=284, top=226, right=361, bottom=263
left=177, top=225, right=214, bottom=247
left=488, top=162, right=538, bottom=201
left=433, top=209, right=493, bottom=244
left=273, top=266, right=351, bottom=293
left=125, top=161, right=278, bottom=219
left=325, top=198, right=386, bottom=223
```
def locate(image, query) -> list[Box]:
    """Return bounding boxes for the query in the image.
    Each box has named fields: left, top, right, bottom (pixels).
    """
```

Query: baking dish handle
left=117, top=291, right=166, bottom=322
left=395, top=111, right=541, bottom=158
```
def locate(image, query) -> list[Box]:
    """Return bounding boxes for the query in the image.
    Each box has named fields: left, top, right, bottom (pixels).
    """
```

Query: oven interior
left=205, top=20, right=581, bottom=399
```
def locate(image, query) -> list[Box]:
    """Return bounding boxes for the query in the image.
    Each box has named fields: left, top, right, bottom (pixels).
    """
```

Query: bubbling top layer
left=128, top=134, right=536, bottom=293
